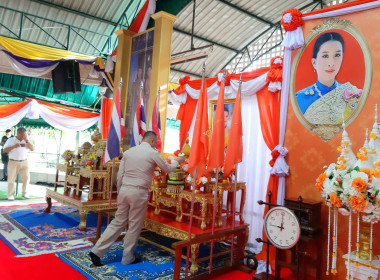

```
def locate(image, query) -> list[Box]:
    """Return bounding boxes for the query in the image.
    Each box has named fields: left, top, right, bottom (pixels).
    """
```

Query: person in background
left=3, top=127, right=34, bottom=200
left=89, top=131, right=185, bottom=267
left=1, top=129, right=12, bottom=181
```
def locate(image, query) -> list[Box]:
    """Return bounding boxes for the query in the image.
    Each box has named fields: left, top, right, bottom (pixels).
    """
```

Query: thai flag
left=130, top=94, right=146, bottom=147
left=149, top=94, right=162, bottom=151
left=105, top=88, right=125, bottom=162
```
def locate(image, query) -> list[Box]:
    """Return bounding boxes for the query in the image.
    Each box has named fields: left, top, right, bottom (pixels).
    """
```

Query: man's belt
left=9, top=159, right=26, bottom=162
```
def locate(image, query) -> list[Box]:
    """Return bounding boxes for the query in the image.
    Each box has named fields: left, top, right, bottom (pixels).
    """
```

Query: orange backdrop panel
left=285, top=9, right=380, bottom=280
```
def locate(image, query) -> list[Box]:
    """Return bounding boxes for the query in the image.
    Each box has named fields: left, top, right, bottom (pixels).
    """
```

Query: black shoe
left=1, top=178, right=6, bottom=181
left=131, top=256, right=142, bottom=264
left=89, top=252, right=104, bottom=267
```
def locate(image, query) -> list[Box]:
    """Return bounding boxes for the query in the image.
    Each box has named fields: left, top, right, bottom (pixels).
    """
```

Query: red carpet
left=0, top=236, right=306, bottom=280
left=0, top=239, right=85, bottom=280
left=0, top=236, right=304, bottom=280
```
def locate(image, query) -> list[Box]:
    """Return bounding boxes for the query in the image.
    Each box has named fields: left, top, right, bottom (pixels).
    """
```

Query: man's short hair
left=17, top=127, right=26, bottom=133
left=5, top=129, right=11, bottom=133
left=142, top=131, right=157, bottom=140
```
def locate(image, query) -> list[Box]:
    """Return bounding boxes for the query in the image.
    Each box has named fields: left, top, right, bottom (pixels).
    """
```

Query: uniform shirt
left=296, top=80, right=340, bottom=114
left=3, top=137, right=28, bottom=161
left=117, top=142, right=178, bottom=189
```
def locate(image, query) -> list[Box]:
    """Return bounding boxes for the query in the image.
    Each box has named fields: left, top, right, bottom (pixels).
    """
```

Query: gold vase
left=359, top=223, right=378, bottom=260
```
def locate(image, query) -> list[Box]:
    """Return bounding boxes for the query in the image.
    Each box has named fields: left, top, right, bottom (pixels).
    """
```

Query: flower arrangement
left=61, top=150, right=75, bottom=163
left=318, top=164, right=379, bottom=220
left=316, top=111, right=380, bottom=277
left=82, top=148, right=97, bottom=169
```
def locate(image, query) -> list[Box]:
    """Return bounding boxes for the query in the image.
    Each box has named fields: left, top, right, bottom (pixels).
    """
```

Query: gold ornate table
left=144, top=208, right=249, bottom=275
left=78, top=168, right=109, bottom=200
left=44, top=188, right=117, bottom=230
left=215, top=182, right=246, bottom=226
left=178, top=190, right=215, bottom=230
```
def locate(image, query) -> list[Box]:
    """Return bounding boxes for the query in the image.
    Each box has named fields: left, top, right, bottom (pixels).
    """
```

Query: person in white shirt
left=89, top=131, right=185, bottom=267
left=3, top=127, right=34, bottom=200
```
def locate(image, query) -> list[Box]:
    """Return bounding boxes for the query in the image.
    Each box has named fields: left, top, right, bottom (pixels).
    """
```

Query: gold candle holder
left=359, top=223, right=378, bottom=260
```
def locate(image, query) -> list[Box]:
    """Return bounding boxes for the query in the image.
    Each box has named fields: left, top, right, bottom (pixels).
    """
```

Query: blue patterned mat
left=56, top=240, right=188, bottom=280
left=0, top=205, right=106, bottom=256
left=56, top=231, right=230, bottom=280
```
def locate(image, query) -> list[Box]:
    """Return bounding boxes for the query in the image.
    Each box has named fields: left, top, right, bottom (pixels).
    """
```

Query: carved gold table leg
left=89, top=176, right=94, bottom=200
left=190, top=244, right=199, bottom=275
left=78, top=209, right=89, bottom=231
left=217, top=188, right=223, bottom=227
left=200, top=198, right=207, bottom=230
left=240, top=188, right=246, bottom=223
left=176, top=197, right=182, bottom=222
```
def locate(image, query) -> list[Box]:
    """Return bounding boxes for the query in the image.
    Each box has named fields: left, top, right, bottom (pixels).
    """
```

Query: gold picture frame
left=209, top=98, right=235, bottom=147
left=290, top=17, right=372, bottom=142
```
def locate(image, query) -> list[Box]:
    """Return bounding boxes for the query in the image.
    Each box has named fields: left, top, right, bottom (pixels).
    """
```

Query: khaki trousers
left=91, top=185, right=149, bottom=264
left=7, top=160, right=29, bottom=197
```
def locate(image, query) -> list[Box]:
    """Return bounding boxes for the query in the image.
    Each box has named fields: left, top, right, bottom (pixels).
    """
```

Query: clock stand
left=253, top=193, right=311, bottom=280
left=275, top=197, right=322, bottom=280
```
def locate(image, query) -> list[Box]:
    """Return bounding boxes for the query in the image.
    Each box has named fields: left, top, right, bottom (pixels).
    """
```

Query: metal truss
left=0, top=2, right=136, bottom=57
left=222, top=0, right=325, bottom=73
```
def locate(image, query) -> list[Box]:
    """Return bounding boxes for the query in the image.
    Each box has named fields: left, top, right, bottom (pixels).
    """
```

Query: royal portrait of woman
left=290, top=18, right=372, bottom=141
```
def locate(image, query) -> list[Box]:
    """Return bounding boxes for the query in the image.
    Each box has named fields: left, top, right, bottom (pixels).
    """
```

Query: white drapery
left=168, top=73, right=268, bottom=104
left=2, top=51, right=59, bottom=77
left=238, top=94, right=272, bottom=253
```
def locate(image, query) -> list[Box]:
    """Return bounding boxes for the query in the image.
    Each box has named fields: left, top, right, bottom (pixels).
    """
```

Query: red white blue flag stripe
left=105, top=88, right=125, bottom=162
left=130, top=94, right=146, bottom=147
left=148, top=94, right=162, bottom=151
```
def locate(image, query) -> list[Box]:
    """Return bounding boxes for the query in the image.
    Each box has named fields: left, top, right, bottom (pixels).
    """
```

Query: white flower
left=182, top=164, right=188, bottom=172
left=200, top=176, right=208, bottom=184
left=185, top=175, right=193, bottom=184
left=325, top=163, right=336, bottom=177
left=363, top=203, right=375, bottom=214
left=338, top=208, right=350, bottom=216
left=342, top=174, right=353, bottom=191
left=154, top=171, right=161, bottom=176
left=168, top=155, right=175, bottom=161
left=348, top=188, right=359, bottom=197
left=282, top=13, right=292, bottom=23
left=351, top=170, right=368, bottom=182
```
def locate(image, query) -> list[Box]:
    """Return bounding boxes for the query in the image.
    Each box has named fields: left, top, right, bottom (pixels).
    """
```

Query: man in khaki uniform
left=3, top=127, right=34, bottom=200
left=90, top=131, right=185, bottom=266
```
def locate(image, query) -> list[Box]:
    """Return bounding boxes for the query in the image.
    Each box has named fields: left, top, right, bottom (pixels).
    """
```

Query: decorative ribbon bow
left=270, top=145, right=289, bottom=177
left=267, top=56, right=283, bottom=92
left=217, top=70, right=231, bottom=87
left=281, top=8, right=304, bottom=50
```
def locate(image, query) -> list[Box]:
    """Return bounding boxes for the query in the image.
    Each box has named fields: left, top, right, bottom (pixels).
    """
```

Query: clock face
left=264, top=206, right=301, bottom=249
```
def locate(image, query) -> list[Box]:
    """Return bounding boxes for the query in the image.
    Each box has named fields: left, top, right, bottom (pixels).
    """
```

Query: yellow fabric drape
left=169, top=82, right=179, bottom=91
left=0, top=36, right=95, bottom=61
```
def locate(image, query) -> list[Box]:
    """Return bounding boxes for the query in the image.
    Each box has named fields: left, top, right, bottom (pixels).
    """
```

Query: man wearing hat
left=1, top=129, right=12, bottom=181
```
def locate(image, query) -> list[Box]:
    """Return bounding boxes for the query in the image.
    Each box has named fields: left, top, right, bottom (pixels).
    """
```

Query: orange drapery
left=255, top=86, right=281, bottom=271
left=0, top=100, right=30, bottom=117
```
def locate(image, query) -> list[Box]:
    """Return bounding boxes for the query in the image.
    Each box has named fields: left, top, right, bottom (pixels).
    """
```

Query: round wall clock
left=264, top=206, right=301, bottom=249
